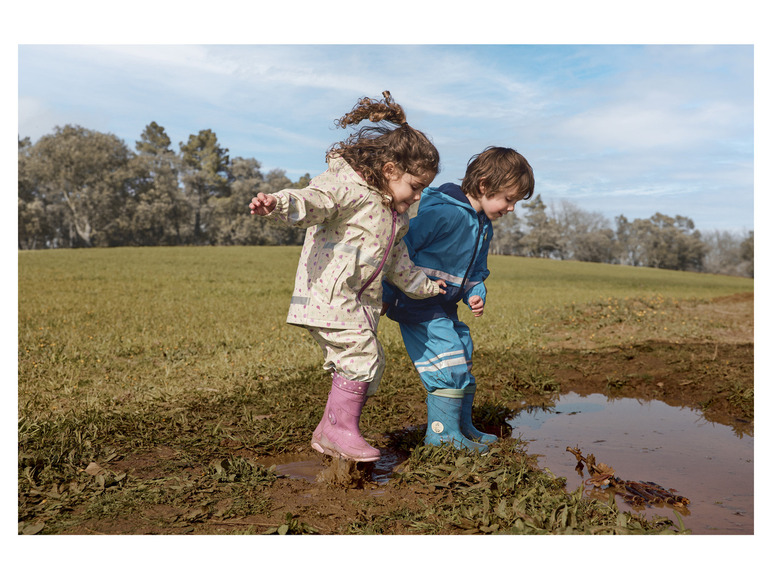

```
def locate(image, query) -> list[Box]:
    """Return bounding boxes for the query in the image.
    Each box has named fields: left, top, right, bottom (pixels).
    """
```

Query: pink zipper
left=358, top=210, right=398, bottom=327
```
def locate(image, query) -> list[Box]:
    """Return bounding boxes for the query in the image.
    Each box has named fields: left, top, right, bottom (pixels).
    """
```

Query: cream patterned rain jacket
left=266, top=157, right=443, bottom=331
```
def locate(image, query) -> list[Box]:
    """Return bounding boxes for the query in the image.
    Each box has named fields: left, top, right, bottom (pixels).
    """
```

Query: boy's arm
left=463, top=223, right=492, bottom=309
left=468, top=294, right=485, bottom=317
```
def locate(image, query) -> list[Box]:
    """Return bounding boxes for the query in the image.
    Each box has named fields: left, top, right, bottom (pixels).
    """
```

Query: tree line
left=18, top=123, right=753, bottom=278
left=489, top=197, right=753, bottom=277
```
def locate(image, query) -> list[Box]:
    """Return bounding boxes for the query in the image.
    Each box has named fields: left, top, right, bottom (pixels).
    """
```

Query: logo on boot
left=431, top=421, right=444, bottom=434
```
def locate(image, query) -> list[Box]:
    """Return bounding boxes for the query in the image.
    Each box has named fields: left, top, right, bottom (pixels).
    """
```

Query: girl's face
left=383, top=163, right=435, bottom=214
left=473, top=184, right=525, bottom=221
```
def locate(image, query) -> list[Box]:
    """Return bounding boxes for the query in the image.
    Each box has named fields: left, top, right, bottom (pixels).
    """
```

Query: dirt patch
left=542, top=341, right=753, bottom=430
left=530, top=292, right=753, bottom=427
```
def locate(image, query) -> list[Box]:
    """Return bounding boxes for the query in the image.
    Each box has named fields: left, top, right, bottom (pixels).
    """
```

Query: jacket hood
left=327, top=156, right=370, bottom=190
left=423, top=183, right=477, bottom=213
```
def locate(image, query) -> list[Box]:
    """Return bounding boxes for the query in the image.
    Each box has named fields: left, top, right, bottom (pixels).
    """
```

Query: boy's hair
left=461, top=146, right=535, bottom=200
left=327, top=91, right=440, bottom=200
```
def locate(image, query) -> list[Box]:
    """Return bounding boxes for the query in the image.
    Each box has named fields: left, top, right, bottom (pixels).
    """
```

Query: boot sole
left=311, top=440, right=380, bottom=463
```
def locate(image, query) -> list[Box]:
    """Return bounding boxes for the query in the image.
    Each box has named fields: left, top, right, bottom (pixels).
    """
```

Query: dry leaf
left=85, top=462, right=106, bottom=476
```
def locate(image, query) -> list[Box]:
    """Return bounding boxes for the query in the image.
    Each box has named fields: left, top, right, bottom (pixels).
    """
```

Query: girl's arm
left=384, top=240, right=446, bottom=299
left=250, top=186, right=351, bottom=228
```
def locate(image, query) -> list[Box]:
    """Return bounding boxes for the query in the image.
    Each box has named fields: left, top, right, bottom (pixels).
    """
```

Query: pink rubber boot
left=311, top=374, right=381, bottom=462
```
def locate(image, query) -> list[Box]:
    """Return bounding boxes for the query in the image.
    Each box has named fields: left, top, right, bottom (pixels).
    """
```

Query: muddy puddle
left=263, top=392, right=752, bottom=534
left=510, top=392, right=753, bottom=534
left=262, top=450, right=404, bottom=489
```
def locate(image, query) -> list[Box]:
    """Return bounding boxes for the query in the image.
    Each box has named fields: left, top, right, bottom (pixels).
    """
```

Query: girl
left=249, top=92, right=446, bottom=462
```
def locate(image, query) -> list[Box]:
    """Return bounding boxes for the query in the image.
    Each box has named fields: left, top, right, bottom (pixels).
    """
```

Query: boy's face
left=383, top=163, right=435, bottom=214
left=478, top=185, right=525, bottom=221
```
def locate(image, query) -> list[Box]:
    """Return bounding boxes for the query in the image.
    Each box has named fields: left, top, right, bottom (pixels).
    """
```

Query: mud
left=53, top=293, right=753, bottom=535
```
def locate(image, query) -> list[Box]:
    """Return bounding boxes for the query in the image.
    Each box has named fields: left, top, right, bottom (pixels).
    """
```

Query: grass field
left=18, top=246, right=753, bottom=536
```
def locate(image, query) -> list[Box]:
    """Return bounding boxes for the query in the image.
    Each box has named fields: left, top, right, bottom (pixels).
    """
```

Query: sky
left=16, top=42, right=756, bottom=234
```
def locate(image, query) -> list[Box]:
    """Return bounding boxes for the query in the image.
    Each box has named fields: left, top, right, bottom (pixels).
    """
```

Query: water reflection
left=508, top=392, right=753, bottom=534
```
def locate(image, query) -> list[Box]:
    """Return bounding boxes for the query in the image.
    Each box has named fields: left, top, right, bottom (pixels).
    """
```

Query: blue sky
left=17, top=42, right=756, bottom=233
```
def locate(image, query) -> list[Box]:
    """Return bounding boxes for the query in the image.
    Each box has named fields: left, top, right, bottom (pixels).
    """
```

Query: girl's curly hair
left=326, top=91, right=440, bottom=201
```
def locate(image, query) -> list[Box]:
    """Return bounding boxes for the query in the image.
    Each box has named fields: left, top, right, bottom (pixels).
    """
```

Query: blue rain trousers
left=399, top=316, right=478, bottom=398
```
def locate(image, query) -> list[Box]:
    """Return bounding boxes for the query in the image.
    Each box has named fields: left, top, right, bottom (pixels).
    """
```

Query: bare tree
left=550, top=200, right=616, bottom=262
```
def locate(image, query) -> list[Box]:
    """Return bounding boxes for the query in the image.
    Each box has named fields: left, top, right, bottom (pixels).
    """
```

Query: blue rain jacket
left=383, top=183, right=492, bottom=323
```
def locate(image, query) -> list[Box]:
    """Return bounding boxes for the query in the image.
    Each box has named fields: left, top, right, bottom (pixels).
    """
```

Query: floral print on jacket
left=266, top=156, right=442, bottom=331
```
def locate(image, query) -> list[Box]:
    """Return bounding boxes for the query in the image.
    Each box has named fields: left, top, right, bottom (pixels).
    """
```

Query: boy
left=382, top=146, right=535, bottom=453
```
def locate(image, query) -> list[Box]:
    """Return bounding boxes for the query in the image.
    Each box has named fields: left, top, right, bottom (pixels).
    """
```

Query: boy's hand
left=249, top=193, right=277, bottom=215
left=468, top=295, right=485, bottom=317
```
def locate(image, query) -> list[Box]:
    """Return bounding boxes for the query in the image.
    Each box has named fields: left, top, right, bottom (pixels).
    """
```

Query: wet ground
left=261, top=293, right=755, bottom=535
left=510, top=392, right=753, bottom=534
left=269, top=389, right=753, bottom=534
left=263, top=450, right=403, bottom=486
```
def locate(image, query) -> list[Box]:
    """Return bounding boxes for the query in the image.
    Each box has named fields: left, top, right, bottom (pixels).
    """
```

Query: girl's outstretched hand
left=468, top=295, right=484, bottom=317
left=249, top=193, right=277, bottom=215
left=435, top=279, right=447, bottom=295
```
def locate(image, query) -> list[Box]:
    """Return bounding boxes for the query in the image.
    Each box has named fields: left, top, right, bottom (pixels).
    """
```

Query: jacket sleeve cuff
left=463, top=282, right=487, bottom=306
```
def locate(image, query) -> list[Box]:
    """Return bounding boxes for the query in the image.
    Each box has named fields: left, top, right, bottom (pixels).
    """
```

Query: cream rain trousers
left=307, top=327, right=385, bottom=396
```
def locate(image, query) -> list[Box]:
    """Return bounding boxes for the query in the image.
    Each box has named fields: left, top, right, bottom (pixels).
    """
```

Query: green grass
left=479, top=255, right=753, bottom=347
left=17, top=247, right=753, bottom=535
left=19, top=247, right=751, bottom=418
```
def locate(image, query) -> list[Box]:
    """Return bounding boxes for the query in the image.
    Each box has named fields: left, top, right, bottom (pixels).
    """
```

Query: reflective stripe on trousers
left=399, top=317, right=476, bottom=397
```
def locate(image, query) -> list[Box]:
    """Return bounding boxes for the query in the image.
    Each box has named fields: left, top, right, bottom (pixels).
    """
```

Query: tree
left=18, top=137, right=49, bottom=249
left=519, top=194, right=561, bottom=258
left=615, top=215, right=639, bottom=266
left=620, top=213, right=706, bottom=272
left=490, top=211, right=525, bottom=255
left=23, top=125, right=133, bottom=247
left=130, top=122, right=189, bottom=245
left=740, top=230, right=754, bottom=278
left=572, top=228, right=617, bottom=263
left=206, top=160, right=306, bottom=246
left=209, top=156, right=265, bottom=245
left=702, top=230, right=743, bottom=276
left=179, top=129, right=230, bottom=244
left=551, top=200, right=616, bottom=263
left=263, top=168, right=293, bottom=194
left=136, top=121, right=173, bottom=155
left=18, top=197, right=49, bottom=250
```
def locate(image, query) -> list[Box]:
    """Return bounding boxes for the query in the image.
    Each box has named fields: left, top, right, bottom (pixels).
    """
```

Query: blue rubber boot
left=424, top=393, right=488, bottom=454
left=460, top=391, right=498, bottom=444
